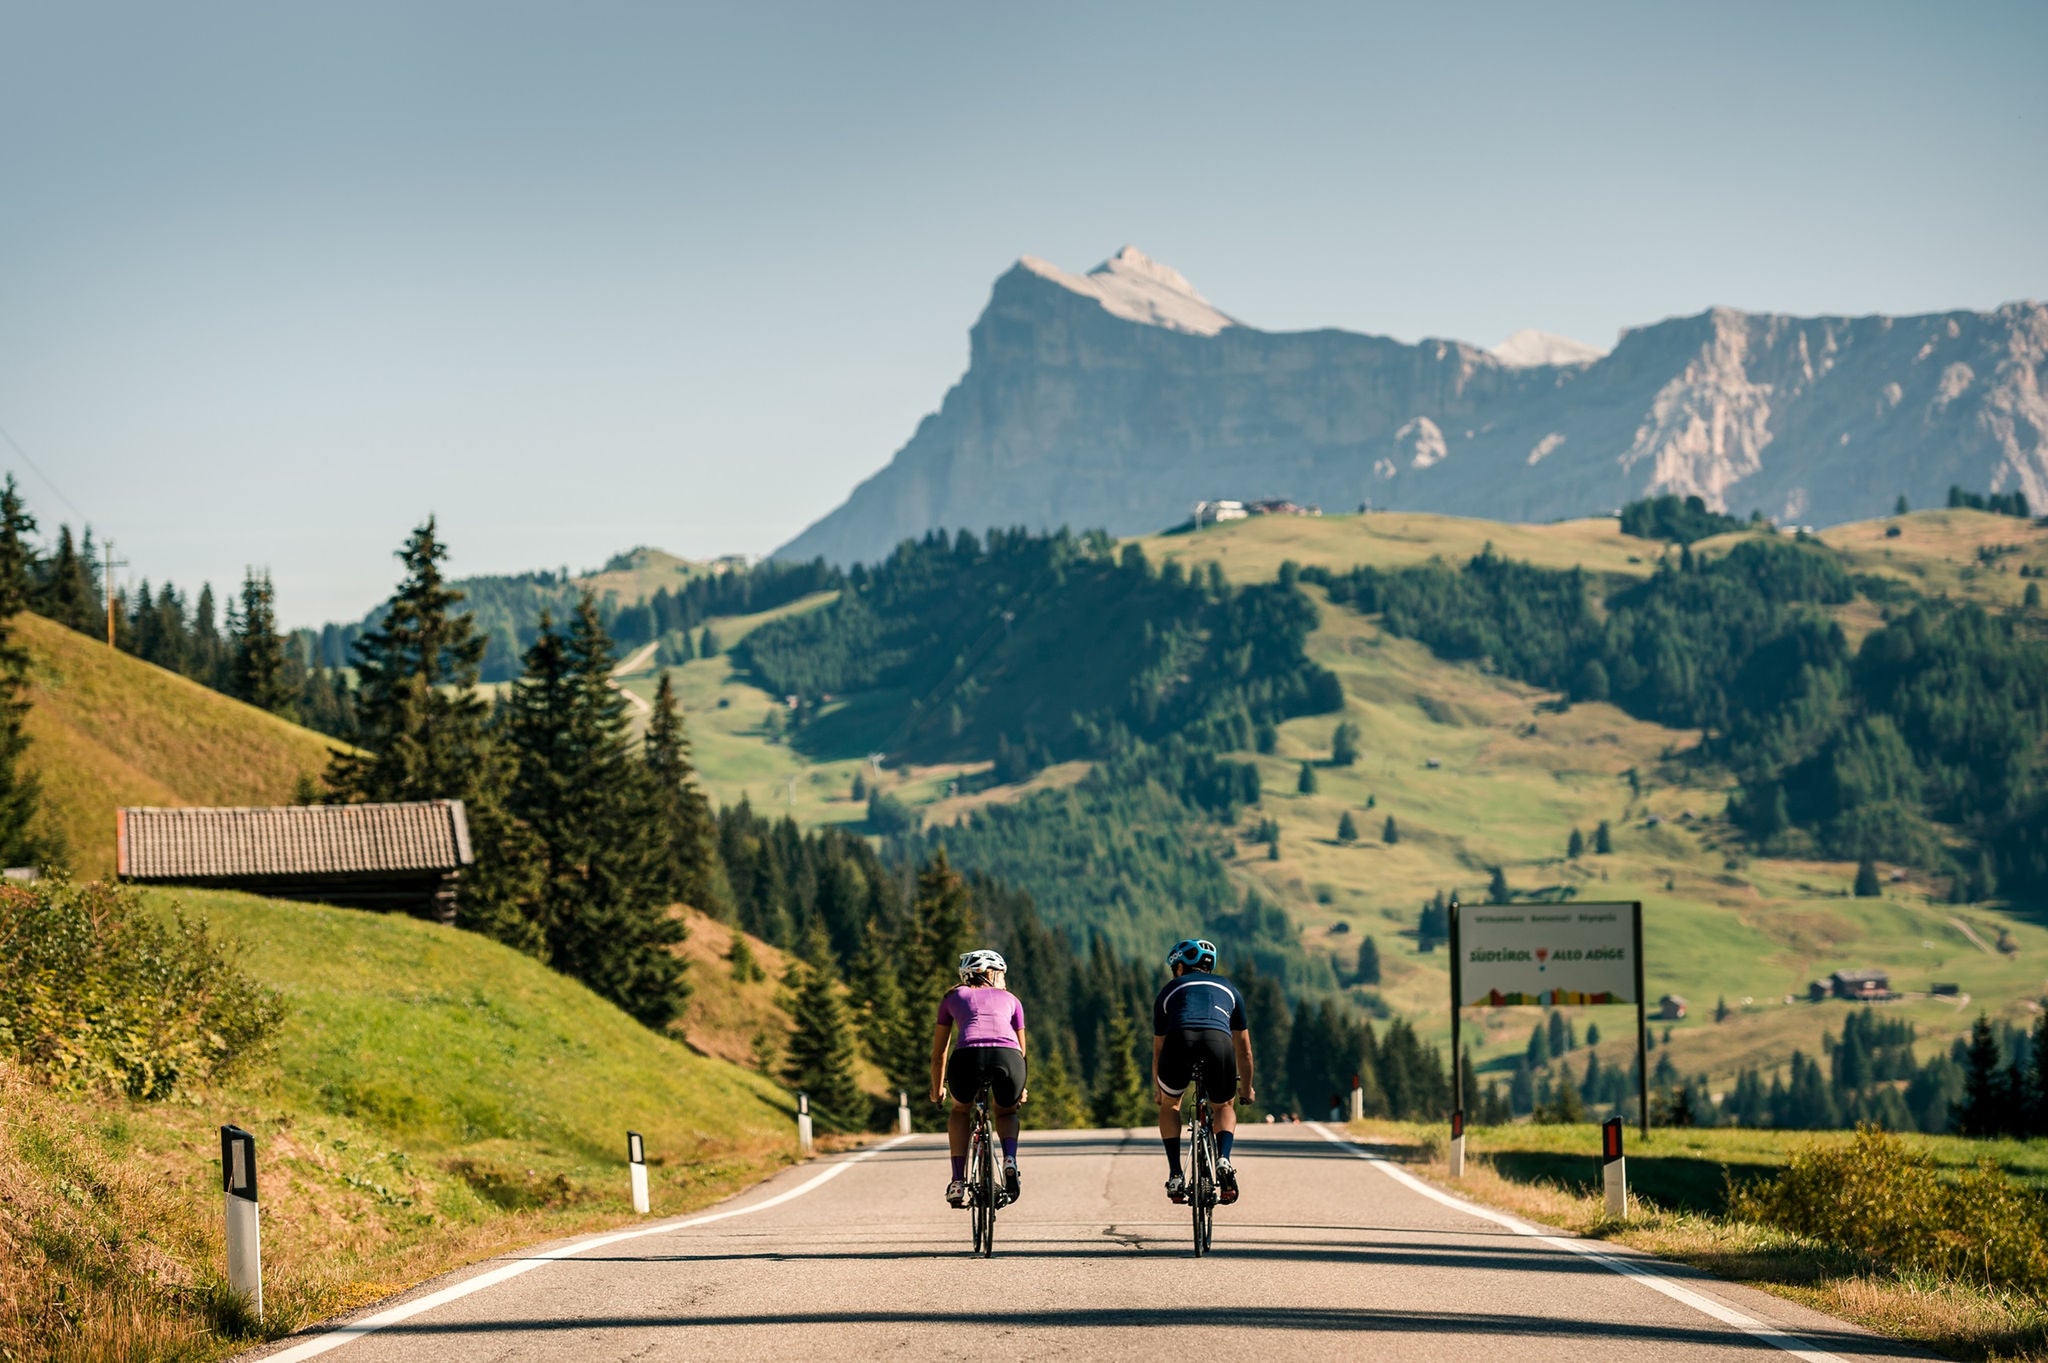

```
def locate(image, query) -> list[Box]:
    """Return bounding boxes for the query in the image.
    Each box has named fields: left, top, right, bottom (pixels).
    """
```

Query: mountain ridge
left=774, top=249, right=2047, bottom=566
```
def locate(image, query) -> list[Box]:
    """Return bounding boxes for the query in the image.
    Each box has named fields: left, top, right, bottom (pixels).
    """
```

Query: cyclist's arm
left=1151, top=1034, right=1165, bottom=1090
left=1015, top=1025, right=1026, bottom=1057
left=928, top=1017, right=952, bottom=1104
left=1232, top=1028, right=1256, bottom=1103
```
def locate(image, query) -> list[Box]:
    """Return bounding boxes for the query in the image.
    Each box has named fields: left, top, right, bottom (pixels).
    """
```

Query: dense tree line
left=1947, top=486, right=2033, bottom=518
left=1302, top=536, right=2048, bottom=895
left=735, top=528, right=1343, bottom=975
left=1618, top=494, right=1749, bottom=544
left=315, top=552, right=838, bottom=682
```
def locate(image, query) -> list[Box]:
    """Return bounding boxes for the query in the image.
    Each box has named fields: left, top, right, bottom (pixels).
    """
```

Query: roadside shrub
left=0, top=878, right=284, bottom=1098
left=1731, top=1126, right=2048, bottom=1296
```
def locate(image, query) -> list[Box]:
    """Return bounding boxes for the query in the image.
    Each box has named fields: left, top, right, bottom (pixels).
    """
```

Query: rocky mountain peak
left=1014, top=246, right=1236, bottom=336
left=1492, top=329, right=1606, bottom=368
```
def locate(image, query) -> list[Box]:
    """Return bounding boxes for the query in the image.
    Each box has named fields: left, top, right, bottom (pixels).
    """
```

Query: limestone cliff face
left=775, top=248, right=2048, bottom=564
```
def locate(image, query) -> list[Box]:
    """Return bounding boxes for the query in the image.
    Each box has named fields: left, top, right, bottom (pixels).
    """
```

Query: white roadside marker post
left=1602, top=1115, right=1628, bottom=1219
left=627, top=1131, right=650, bottom=1215
left=1349, top=1073, right=1364, bottom=1123
left=797, top=1092, right=814, bottom=1156
left=1448, top=1107, right=1466, bottom=1179
left=897, top=1090, right=912, bottom=1136
left=220, top=1125, right=262, bottom=1322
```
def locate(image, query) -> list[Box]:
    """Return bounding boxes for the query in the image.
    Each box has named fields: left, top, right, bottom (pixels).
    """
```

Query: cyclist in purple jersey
left=929, top=949, right=1028, bottom=1207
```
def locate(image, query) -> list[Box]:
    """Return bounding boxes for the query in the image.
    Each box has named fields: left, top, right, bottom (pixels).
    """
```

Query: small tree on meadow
left=1854, top=858, right=1882, bottom=897
left=1297, top=761, right=1318, bottom=795
left=1337, top=811, right=1359, bottom=843
left=1594, top=820, right=1613, bottom=854
left=1488, top=866, right=1511, bottom=904
left=1382, top=815, right=1399, bottom=844
left=1567, top=828, right=1585, bottom=859
left=1354, top=935, right=1381, bottom=986
left=1331, top=721, right=1361, bottom=767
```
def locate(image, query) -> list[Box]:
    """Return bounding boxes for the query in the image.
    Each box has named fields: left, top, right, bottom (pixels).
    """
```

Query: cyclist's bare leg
left=993, top=1100, right=1021, bottom=1149
left=947, top=1096, right=972, bottom=1162
left=1212, top=1096, right=1237, bottom=1138
left=1154, top=1085, right=1183, bottom=1139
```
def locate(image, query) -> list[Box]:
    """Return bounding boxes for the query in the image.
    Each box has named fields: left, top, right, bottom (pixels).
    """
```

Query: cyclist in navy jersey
left=1152, top=937, right=1255, bottom=1205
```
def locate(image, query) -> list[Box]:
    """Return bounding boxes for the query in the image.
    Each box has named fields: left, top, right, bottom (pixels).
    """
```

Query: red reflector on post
left=1450, top=1108, right=1464, bottom=1139
left=1602, top=1115, right=1624, bottom=1162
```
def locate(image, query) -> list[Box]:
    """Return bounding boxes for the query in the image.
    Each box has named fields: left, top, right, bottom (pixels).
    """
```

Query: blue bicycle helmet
left=1167, top=937, right=1218, bottom=970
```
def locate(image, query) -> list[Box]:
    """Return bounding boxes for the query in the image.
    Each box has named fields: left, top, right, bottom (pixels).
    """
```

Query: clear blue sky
left=5, top=0, right=2043, bottom=625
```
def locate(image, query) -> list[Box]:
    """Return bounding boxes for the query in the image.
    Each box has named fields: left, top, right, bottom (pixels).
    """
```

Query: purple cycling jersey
left=936, top=986, right=1025, bottom=1049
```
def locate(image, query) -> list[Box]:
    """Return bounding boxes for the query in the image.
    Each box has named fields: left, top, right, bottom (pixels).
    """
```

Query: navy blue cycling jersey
left=1152, top=972, right=1249, bottom=1036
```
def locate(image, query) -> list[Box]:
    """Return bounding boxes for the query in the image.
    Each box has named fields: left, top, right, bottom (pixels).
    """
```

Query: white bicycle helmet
left=958, top=949, right=1008, bottom=983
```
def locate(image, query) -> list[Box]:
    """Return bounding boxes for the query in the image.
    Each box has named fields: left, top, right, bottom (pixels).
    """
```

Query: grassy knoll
left=1136, top=510, right=1665, bottom=582
left=18, top=612, right=344, bottom=876
left=3, top=887, right=800, bottom=1362
left=1354, top=1118, right=2048, bottom=1360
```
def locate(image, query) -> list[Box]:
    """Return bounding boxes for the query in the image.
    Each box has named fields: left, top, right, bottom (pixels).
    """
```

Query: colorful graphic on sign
left=1458, top=906, right=1637, bottom=1007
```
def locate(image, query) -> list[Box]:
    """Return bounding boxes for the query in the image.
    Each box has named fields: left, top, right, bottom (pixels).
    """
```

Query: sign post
left=797, top=1092, right=814, bottom=1156
left=1602, top=1116, right=1628, bottom=1219
left=220, top=1125, right=262, bottom=1322
left=627, top=1131, right=649, bottom=1215
left=1449, top=901, right=1648, bottom=1154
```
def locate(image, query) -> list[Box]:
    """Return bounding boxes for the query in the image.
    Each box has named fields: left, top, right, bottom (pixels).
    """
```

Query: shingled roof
left=118, top=801, right=473, bottom=880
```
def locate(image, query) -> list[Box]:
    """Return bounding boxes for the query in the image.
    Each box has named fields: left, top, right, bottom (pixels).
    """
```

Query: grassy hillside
left=672, top=508, right=2048, bottom=1098
left=18, top=612, right=344, bottom=876
left=5, top=887, right=799, bottom=1361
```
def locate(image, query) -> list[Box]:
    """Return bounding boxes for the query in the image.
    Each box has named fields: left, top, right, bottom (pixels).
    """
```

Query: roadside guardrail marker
left=627, top=1131, right=649, bottom=1215
left=220, top=1125, right=263, bottom=1322
left=1448, top=1107, right=1465, bottom=1179
left=1602, top=1115, right=1628, bottom=1219
left=797, top=1092, right=814, bottom=1155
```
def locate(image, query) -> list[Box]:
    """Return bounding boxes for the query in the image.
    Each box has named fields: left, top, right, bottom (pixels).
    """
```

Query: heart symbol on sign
left=1535, top=948, right=1549, bottom=963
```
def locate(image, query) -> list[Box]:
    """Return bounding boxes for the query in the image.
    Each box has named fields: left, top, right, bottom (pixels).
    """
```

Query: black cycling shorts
left=947, top=1045, right=1026, bottom=1108
left=1156, top=1027, right=1236, bottom=1101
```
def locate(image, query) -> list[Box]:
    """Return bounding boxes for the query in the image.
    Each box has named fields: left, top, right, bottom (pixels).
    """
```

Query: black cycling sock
left=1162, top=1135, right=1182, bottom=1177
left=1217, top=1131, right=1235, bottom=1161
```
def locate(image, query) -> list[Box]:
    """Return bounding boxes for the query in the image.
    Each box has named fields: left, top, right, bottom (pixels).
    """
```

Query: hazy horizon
left=6, top=1, right=2044, bottom=626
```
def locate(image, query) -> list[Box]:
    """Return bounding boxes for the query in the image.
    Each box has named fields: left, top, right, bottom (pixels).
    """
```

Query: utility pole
left=102, top=538, right=128, bottom=648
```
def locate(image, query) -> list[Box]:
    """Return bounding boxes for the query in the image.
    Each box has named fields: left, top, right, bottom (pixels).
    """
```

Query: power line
left=0, top=419, right=94, bottom=526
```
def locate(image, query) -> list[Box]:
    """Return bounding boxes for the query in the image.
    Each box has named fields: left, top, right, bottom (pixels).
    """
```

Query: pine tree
left=728, top=929, right=766, bottom=983
left=230, top=568, right=296, bottom=716
left=1547, top=1011, right=1570, bottom=1056
left=505, top=596, right=687, bottom=1027
left=1353, top=935, right=1381, bottom=986
left=781, top=923, right=866, bottom=1131
left=1895, top=494, right=1910, bottom=515
left=699, top=625, right=720, bottom=656
left=1959, top=1014, right=2010, bottom=1136
left=1715, top=995, right=1730, bottom=1023
left=1567, top=827, right=1585, bottom=858
left=1337, top=810, right=1359, bottom=842
left=1488, top=866, right=1511, bottom=903
left=907, top=848, right=977, bottom=1009
left=1331, top=721, right=1360, bottom=767
left=646, top=672, right=720, bottom=912
left=1526, top=1022, right=1551, bottom=1067
left=1023, top=1037, right=1087, bottom=1130
left=1382, top=815, right=1399, bottom=844
left=38, top=525, right=99, bottom=632
left=1297, top=761, right=1317, bottom=794
left=1594, top=820, right=1613, bottom=854
left=330, top=519, right=537, bottom=945
left=192, top=583, right=226, bottom=689
left=1090, top=1014, right=1151, bottom=1128
left=0, top=477, right=46, bottom=866
left=1853, top=858, right=1882, bottom=897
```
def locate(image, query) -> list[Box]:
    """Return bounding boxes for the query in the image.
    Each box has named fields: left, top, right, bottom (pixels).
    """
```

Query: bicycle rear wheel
left=1191, top=1115, right=1213, bottom=1256
left=973, top=1103, right=996, bottom=1257
left=1197, top=1126, right=1216, bottom=1253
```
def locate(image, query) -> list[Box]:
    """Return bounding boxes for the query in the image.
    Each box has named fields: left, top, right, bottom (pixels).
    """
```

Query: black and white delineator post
left=220, top=1125, right=262, bottom=1321
left=797, top=1092, right=814, bottom=1155
left=1602, top=1116, right=1628, bottom=1219
left=1348, top=1073, right=1364, bottom=1123
left=897, top=1090, right=911, bottom=1135
left=1448, top=1107, right=1466, bottom=1179
left=627, top=1131, right=649, bottom=1215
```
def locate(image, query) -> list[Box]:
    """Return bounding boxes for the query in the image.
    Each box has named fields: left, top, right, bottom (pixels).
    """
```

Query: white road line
left=259, top=1134, right=920, bottom=1362
left=1307, top=1124, right=1844, bottom=1363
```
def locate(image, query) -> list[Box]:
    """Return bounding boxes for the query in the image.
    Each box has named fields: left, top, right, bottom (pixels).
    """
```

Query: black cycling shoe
left=1218, top=1158, right=1240, bottom=1205
left=1004, top=1162, right=1021, bottom=1203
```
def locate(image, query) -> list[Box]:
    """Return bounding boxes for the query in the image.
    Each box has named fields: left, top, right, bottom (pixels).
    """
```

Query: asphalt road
left=255, top=1125, right=1929, bottom=1363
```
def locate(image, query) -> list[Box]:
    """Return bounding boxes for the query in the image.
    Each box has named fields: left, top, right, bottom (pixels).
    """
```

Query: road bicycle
left=964, top=1078, right=1008, bottom=1257
left=1186, top=1060, right=1218, bottom=1255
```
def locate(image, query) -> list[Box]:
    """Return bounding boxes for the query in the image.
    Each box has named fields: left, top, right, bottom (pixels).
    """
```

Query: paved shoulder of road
left=247, top=1126, right=1934, bottom=1362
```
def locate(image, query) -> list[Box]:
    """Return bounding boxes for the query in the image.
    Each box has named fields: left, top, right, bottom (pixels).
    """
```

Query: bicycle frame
left=967, top=1081, right=1001, bottom=1257
left=1187, top=1061, right=1216, bottom=1255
